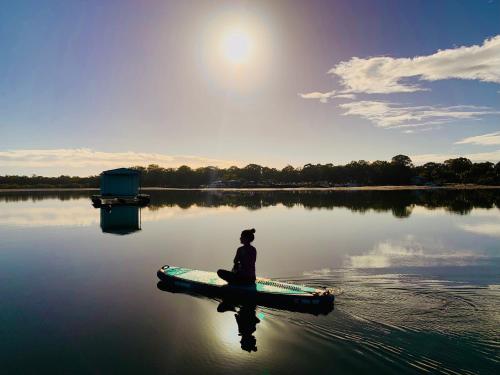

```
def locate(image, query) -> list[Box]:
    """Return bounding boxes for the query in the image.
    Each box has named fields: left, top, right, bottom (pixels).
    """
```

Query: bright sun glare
left=201, top=11, right=271, bottom=90
left=221, top=30, right=252, bottom=64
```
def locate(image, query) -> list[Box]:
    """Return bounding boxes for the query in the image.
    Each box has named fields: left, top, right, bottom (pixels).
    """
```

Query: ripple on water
left=273, top=269, right=500, bottom=373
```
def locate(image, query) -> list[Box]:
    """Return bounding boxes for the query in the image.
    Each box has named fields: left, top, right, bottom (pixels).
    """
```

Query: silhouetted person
left=217, top=229, right=256, bottom=284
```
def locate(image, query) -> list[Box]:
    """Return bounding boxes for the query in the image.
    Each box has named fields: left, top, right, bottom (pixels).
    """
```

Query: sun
left=199, top=10, right=272, bottom=91
left=221, top=30, right=252, bottom=64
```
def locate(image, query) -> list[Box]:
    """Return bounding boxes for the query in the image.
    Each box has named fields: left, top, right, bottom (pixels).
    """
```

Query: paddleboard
left=157, top=265, right=335, bottom=309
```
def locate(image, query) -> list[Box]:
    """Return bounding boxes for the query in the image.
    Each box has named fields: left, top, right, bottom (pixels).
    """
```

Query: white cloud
left=0, top=148, right=239, bottom=175
left=455, top=131, right=500, bottom=145
left=299, top=90, right=336, bottom=103
left=338, top=100, right=499, bottom=128
left=333, top=93, right=356, bottom=99
left=410, top=150, right=500, bottom=164
left=460, top=223, right=500, bottom=238
left=298, top=91, right=357, bottom=103
left=330, top=35, right=500, bottom=94
left=345, top=238, right=488, bottom=268
left=402, top=127, right=437, bottom=134
left=459, top=209, right=500, bottom=238
left=300, top=36, right=500, bottom=132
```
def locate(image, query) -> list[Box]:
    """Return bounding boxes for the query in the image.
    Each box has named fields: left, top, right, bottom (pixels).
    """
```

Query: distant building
left=205, top=179, right=244, bottom=188
left=100, top=168, right=140, bottom=197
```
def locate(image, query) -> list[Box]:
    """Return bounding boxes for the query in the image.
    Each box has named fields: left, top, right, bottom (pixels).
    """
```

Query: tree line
left=1, top=155, right=500, bottom=188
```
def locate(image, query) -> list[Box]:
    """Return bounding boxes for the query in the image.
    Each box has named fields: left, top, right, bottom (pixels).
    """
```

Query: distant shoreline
left=1, top=184, right=500, bottom=192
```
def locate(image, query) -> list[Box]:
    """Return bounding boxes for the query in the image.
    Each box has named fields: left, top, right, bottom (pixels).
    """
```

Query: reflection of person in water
left=218, top=301, right=260, bottom=352
left=217, top=229, right=256, bottom=284
left=236, top=304, right=260, bottom=352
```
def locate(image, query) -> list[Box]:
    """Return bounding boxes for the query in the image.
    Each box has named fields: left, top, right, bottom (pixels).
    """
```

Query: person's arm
left=232, top=247, right=242, bottom=272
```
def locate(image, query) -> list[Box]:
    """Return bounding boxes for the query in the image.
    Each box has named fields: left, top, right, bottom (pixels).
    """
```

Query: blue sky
left=1, top=0, right=499, bottom=176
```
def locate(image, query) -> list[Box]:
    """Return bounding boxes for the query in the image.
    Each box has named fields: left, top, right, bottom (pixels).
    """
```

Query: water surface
left=1, top=189, right=499, bottom=374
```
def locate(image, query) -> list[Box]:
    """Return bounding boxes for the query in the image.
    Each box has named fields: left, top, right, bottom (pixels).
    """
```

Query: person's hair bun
left=250, top=228, right=256, bottom=233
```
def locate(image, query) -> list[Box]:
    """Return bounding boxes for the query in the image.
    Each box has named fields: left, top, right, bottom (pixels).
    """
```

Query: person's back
left=234, top=244, right=256, bottom=280
left=218, top=228, right=257, bottom=284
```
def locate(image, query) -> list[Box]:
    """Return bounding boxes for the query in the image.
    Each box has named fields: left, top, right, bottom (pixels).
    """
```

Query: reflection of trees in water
left=146, top=189, right=500, bottom=217
left=1, top=189, right=499, bottom=217
left=0, top=190, right=93, bottom=202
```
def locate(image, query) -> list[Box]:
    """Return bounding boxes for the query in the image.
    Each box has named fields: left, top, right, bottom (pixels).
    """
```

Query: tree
left=444, top=158, right=473, bottom=183
left=468, top=162, right=494, bottom=184
left=390, top=155, right=415, bottom=184
left=176, top=165, right=194, bottom=186
left=391, top=155, right=414, bottom=168
left=240, top=164, right=263, bottom=182
left=418, top=162, right=447, bottom=184
left=371, top=160, right=391, bottom=184
left=280, top=165, right=298, bottom=183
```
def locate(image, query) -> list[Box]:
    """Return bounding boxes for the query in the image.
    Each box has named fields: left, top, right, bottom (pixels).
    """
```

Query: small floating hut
left=91, top=168, right=150, bottom=207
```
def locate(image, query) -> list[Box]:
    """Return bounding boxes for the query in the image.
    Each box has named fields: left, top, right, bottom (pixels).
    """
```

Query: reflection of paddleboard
left=157, top=265, right=335, bottom=309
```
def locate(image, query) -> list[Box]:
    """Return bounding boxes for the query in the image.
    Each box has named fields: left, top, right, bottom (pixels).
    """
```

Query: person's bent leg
left=217, top=269, right=236, bottom=283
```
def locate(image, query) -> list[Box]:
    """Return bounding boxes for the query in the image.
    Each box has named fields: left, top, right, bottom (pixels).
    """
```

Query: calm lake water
left=1, top=189, right=499, bottom=374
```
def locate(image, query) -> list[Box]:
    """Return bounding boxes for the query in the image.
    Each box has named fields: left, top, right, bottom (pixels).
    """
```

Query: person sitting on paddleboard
left=217, top=229, right=256, bottom=284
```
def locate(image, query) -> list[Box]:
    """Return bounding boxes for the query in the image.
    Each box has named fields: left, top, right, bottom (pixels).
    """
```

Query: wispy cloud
left=455, top=131, right=500, bottom=145
left=338, top=101, right=499, bottom=128
left=333, top=93, right=356, bottom=99
left=0, top=148, right=239, bottom=174
left=330, top=35, right=500, bottom=94
left=299, top=90, right=336, bottom=103
left=298, top=91, right=356, bottom=103
left=410, top=150, right=500, bottom=164
left=300, top=35, right=500, bottom=133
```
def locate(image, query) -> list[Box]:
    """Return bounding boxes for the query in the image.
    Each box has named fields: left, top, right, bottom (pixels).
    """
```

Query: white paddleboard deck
left=157, top=265, right=335, bottom=305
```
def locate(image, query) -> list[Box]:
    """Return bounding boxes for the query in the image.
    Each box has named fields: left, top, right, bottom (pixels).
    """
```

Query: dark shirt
left=233, top=245, right=257, bottom=279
